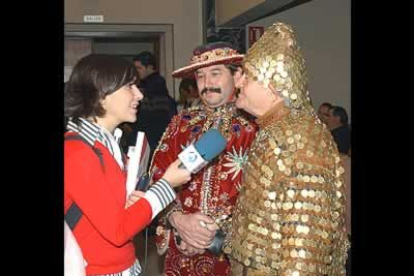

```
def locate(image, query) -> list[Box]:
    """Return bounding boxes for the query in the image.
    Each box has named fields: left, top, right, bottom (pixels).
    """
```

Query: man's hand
left=169, top=212, right=216, bottom=249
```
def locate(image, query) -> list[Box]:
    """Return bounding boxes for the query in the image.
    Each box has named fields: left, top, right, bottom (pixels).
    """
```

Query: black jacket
left=128, top=72, right=177, bottom=158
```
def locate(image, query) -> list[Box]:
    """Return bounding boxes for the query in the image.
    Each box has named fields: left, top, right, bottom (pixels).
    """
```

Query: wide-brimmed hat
left=172, top=42, right=244, bottom=78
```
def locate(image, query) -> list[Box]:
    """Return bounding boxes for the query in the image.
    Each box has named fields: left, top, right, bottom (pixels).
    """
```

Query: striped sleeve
left=143, top=178, right=176, bottom=220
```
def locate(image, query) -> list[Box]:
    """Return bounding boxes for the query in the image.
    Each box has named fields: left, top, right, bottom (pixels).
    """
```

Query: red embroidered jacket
left=149, top=103, right=257, bottom=275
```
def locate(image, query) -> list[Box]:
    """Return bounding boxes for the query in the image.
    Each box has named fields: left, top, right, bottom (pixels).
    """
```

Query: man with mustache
left=149, top=42, right=258, bottom=276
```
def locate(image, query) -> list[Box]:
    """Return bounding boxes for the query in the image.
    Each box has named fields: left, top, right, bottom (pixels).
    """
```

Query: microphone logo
left=178, top=144, right=208, bottom=173
left=186, top=151, right=198, bottom=163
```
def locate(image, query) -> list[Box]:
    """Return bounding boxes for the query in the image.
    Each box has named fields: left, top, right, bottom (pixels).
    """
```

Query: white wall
left=247, top=0, right=351, bottom=119
left=93, top=42, right=154, bottom=57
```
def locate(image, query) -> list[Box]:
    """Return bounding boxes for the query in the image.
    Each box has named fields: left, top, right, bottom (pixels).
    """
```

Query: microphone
left=178, top=129, right=227, bottom=174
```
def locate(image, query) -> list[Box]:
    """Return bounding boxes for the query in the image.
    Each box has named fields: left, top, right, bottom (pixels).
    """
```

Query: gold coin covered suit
left=223, top=23, right=349, bottom=276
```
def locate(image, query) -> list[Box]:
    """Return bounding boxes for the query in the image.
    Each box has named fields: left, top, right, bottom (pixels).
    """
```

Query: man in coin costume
left=223, top=23, right=350, bottom=276
left=149, top=42, right=257, bottom=276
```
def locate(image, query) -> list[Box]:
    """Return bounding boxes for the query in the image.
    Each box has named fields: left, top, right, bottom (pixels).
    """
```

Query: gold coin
left=287, top=189, right=295, bottom=198
left=301, top=189, right=308, bottom=197
left=285, top=168, right=292, bottom=175
left=265, top=70, right=273, bottom=78
left=308, top=203, right=314, bottom=211
left=273, top=74, right=281, bottom=82
left=295, top=238, right=303, bottom=246
left=277, top=54, right=285, bottom=61
left=266, top=170, right=274, bottom=178
left=308, top=263, right=315, bottom=272
left=276, top=65, right=284, bottom=73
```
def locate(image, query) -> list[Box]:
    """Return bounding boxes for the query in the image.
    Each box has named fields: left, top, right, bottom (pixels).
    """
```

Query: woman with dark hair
left=64, top=54, right=190, bottom=276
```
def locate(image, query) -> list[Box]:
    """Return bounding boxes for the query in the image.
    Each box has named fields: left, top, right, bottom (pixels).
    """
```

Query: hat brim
left=172, top=55, right=244, bottom=78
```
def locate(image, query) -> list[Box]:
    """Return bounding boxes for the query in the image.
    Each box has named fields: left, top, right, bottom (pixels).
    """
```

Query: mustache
left=201, top=87, right=221, bottom=95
